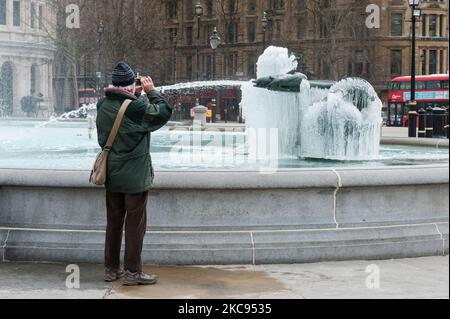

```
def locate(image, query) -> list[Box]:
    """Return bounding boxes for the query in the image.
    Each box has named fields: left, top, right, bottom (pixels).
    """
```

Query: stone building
left=162, top=0, right=449, bottom=99
left=0, top=0, right=55, bottom=117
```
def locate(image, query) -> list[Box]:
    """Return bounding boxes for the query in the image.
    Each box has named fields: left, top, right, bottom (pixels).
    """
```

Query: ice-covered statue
left=242, top=46, right=382, bottom=160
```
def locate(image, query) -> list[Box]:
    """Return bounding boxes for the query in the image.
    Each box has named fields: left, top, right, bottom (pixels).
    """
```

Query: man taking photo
left=96, top=62, right=172, bottom=286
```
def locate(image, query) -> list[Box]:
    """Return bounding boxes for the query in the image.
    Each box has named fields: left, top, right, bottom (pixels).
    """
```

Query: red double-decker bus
left=387, top=74, right=449, bottom=127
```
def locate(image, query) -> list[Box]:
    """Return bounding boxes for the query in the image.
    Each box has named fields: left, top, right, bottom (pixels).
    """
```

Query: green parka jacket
left=96, top=88, right=172, bottom=194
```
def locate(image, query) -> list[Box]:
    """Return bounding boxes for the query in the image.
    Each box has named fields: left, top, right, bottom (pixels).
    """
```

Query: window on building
left=297, top=16, right=305, bottom=39
left=227, top=22, right=238, bottom=43
left=248, top=0, right=256, bottom=14
left=204, top=24, right=214, bottom=45
left=38, top=5, right=44, bottom=30
left=422, top=14, right=427, bottom=36
left=439, top=15, right=444, bottom=37
left=206, top=0, right=213, bottom=17
left=267, top=20, right=274, bottom=41
left=298, top=0, right=306, bottom=10
left=391, top=13, right=403, bottom=36
left=319, top=16, right=329, bottom=38
left=13, top=1, right=21, bottom=27
left=225, top=53, right=237, bottom=77
left=439, top=49, right=444, bottom=74
left=429, top=15, right=437, bottom=37
left=186, top=0, right=194, bottom=19
left=421, top=49, right=427, bottom=75
left=167, top=0, right=178, bottom=19
left=247, top=53, right=256, bottom=79
left=247, top=21, right=256, bottom=43
left=168, top=28, right=178, bottom=45
left=186, top=56, right=193, bottom=80
left=201, top=55, right=212, bottom=80
left=355, top=50, right=365, bottom=76
left=186, top=26, right=193, bottom=45
left=30, top=65, right=38, bottom=95
left=429, top=49, right=437, bottom=74
left=390, top=49, right=402, bottom=76
left=228, top=0, right=236, bottom=13
left=0, top=0, right=6, bottom=25
left=271, top=0, right=284, bottom=10
left=205, top=55, right=212, bottom=79
left=30, top=2, right=36, bottom=29
left=323, top=62, right=331, bottom=79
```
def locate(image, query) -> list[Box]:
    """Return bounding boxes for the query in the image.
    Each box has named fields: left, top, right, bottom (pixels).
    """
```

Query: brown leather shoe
left=123, top=271, right=158, bottom=286
left=104, top=268, right=125, bottom=282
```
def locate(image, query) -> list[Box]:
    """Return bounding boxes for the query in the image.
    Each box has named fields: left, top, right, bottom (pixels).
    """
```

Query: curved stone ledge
left=0, top=165, right=448, bottom=189
left=381, top=137, right=449, bottom=149
left=0, top=165, right=448, bottom=264
left=1, top=223, right=447, bottom=265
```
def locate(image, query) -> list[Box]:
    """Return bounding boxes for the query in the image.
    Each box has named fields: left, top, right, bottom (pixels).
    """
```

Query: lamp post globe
left=195, top=0, right=204, bottom=17
left=210, top=27, right=221, bottom=81
left=262, top=11, right=268, bottom=31
left=210, top=27, right=221, bottom=50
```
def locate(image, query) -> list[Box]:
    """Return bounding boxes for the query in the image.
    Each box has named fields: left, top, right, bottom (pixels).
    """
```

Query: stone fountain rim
left=1, top=164, right=448, bottom=190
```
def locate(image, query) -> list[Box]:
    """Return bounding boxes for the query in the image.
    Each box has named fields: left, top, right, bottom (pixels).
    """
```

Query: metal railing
left=418, top=107, right=449, bottom=139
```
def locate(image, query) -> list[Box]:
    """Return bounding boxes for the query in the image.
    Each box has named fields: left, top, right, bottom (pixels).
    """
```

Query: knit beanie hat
left=112, top=62, right=136, bottom=87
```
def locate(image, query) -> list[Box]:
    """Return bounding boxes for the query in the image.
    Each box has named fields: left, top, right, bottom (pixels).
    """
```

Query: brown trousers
left=105, top=191, right=148, bottom=273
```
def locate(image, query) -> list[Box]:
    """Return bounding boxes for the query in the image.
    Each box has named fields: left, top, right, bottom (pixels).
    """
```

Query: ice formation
left=242, top=46, right=383, bottom=160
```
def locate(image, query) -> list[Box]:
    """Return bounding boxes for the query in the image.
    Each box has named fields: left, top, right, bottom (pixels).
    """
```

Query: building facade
left=0, top=0, right=55, bottom=116
left=162, top=0, right=449, bottom=101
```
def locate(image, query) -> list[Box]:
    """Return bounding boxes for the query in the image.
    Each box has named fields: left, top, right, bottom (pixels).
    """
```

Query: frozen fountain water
left=300, top=78, right=382, bottom=160
left=36, top=103, right=97, bottom=128
left=242, top=46, right=382, bottom=160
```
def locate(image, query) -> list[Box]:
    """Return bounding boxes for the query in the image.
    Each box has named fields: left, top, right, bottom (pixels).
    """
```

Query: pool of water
left=0, top=120, right=448, bottom=170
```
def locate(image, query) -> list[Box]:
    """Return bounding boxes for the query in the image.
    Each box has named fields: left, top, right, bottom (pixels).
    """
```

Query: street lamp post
left=408, top=0, right=422, bottom=138
left=209, top=27, right=221, bottom=80
left=296, top=53, right=305, bottom=73
left=97, top=21, right=104, bottom=95
left=262, top=11, right=268, bottom=52
left=173, top=32, right=178, bottom=83
left=195, top=1, right=204, bottom=81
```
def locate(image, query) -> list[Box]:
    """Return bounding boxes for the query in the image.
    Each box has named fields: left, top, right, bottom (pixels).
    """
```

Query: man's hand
left=141, top=76, right=155, bottom=94
left=135, top=86, right=143, bottom=97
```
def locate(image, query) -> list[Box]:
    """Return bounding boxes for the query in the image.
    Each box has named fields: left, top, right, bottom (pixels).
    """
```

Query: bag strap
left=104, top=99, right=132, bottom=151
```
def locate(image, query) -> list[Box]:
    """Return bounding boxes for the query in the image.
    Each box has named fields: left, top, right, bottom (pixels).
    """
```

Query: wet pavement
left=0, top=256, right=448, bottom=299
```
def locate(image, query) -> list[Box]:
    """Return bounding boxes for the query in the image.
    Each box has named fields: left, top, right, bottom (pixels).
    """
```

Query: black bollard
left=408, top=110, right=418, bottom=138
left=446, top=109, right=449, bottom=139
left=417, top=108, right=427, bottom=138
left=432, top=107, right=446, bottom=138
left=425, top=106, right=434, bottom=138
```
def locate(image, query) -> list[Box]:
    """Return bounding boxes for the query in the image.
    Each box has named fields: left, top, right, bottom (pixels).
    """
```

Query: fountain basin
left=0, top=165, right=448, bottom=264
left=0, top=119, right=449, bottom=170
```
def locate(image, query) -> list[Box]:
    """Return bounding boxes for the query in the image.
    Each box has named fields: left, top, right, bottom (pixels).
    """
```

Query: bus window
left=426, top=81, right=441, bottom=89
left=416, top=81, right=426, bottom=89
left=442, top=81, right=449, bottom=89
left=403, top=103, right=410, bottom=115
left=390, top=82, right=400, bottom=90
left=399, top=82, right=411, bottom=90
left=389, top=104, right=395, bottom=116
